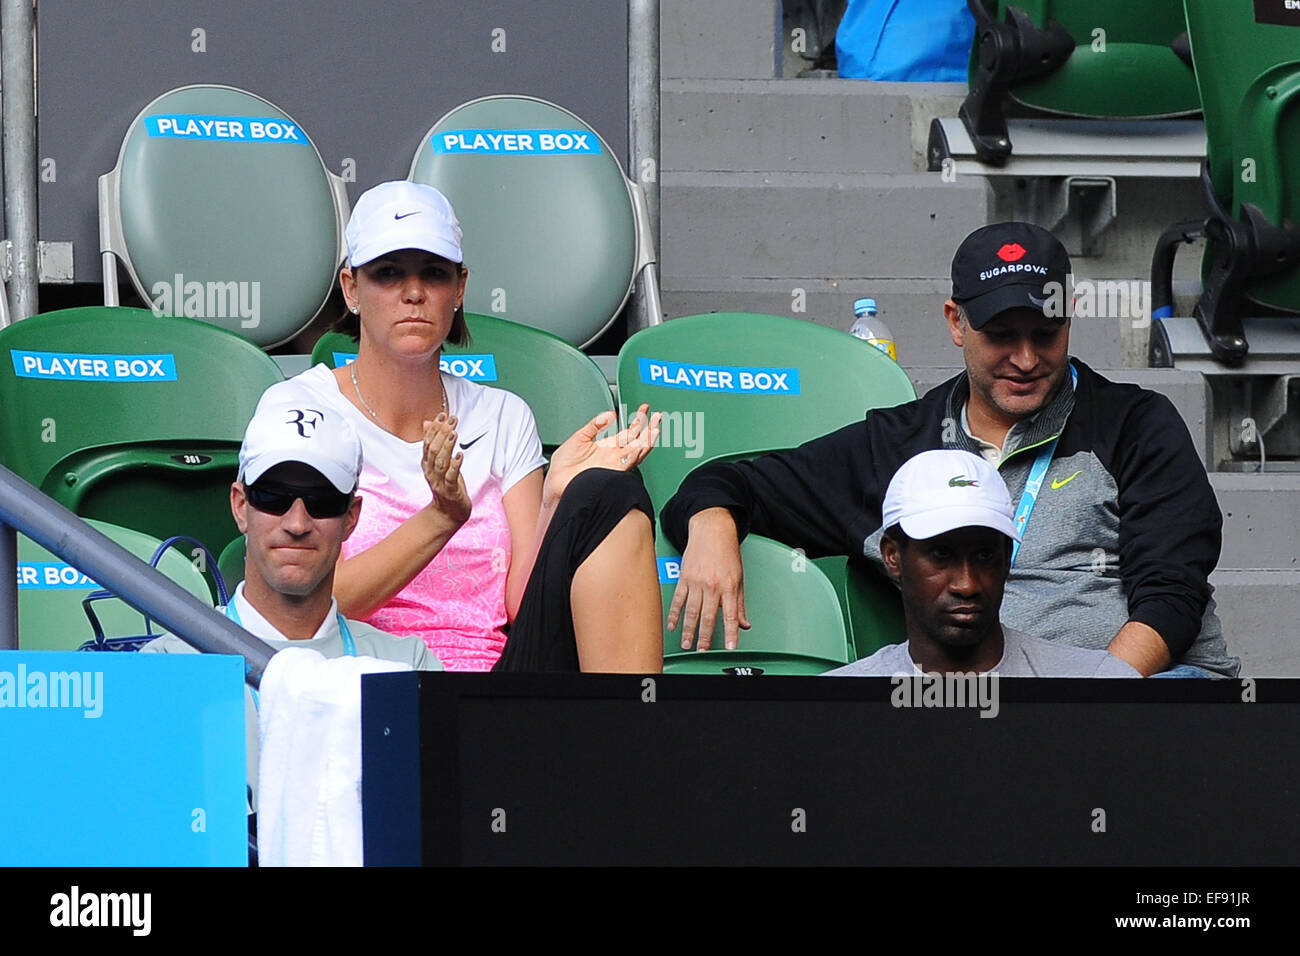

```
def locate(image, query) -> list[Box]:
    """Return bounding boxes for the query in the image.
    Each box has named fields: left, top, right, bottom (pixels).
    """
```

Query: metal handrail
left=1, top=0, right=39, bottom=324
left=0, top=463, right=274, bottom=686
left=627, top=0, right=661, bottom=334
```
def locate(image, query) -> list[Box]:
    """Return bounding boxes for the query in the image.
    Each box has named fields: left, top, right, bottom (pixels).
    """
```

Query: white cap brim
left=898, top=505, right=1021, bottom=543
left=348, top=225, right=463, bottom=268
left=240, top=453, right=355, bottom=495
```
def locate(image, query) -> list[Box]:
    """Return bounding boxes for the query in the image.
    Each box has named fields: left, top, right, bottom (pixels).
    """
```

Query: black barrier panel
left=361, top=673, right=1300, bottom=866
left=36, top=0, right=630, bottom=282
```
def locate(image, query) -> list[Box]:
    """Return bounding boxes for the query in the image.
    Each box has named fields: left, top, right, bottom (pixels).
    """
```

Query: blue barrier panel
left=0, top=651, right=245, bottom=865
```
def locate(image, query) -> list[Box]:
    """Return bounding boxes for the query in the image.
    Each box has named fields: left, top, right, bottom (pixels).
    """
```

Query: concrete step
left=661, top=0, right=780, bottom=80
left=661, top=169, right=991, bottom=279
left=1104, top=369, right=1211, bottom=465
left=1211, top=473, right=1300, bottom=571
left=1208, top=570, right=1300, bottom=676
left=663, top=79, right=966, bottom=174
left=663, top=275, right=947, bottom=344
left=662, top=277, right=1125, bottom=372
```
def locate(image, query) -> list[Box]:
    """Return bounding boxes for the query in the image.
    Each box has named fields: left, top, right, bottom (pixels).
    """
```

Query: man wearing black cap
left=661, top=221, right=1236, bottom=678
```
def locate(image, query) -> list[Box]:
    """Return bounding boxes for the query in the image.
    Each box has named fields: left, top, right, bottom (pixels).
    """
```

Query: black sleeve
left=1113, top=391, right=1221, bottom=658
left=660, top=419, right=884, bottom=560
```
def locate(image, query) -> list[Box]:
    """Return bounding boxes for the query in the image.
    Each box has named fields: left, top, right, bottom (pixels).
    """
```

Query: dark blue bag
left=836, top=0, right=976, bottom=81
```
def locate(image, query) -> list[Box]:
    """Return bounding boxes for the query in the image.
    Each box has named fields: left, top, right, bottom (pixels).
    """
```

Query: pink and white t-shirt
left=256, top=364, right=547, bottom=671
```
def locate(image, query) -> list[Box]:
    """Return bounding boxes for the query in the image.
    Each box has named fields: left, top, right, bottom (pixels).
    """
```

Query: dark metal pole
left=628, top=0, right=661, bottom=333
left=1, top=0, right=40, bottom=322
left=0, top=465, right=274, bottom=686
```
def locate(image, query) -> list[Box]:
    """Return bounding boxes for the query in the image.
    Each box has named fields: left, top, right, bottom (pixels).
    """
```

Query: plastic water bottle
left=849, top=297, right=896, bottom=361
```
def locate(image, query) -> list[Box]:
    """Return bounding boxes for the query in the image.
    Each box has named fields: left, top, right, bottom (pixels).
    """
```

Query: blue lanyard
left=1008, top=364, right=1077, bottom=568
left=225, top=601, right=356, bottom=709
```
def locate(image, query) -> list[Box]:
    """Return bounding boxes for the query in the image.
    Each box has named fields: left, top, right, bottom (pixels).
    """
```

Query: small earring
left=350, top=306, right=359, bottom=314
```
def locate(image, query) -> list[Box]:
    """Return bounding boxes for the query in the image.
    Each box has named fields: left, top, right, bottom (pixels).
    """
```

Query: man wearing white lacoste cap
left=825, top=450, right=1138, bottom=677
left=144, top=399, right=441, bottom=812
left=666, top=221, right=1237, bottom=679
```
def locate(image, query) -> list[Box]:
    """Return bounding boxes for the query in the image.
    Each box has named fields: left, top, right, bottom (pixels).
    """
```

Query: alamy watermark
left=50, top=886, right=150, bottom=936
left=891, top=671, right=999, bottom=718
left=151, top=273, right=261, bottom=329
left=0, top=664, right=103, bottom=718
left=615, top=402, right=703, bottom=459
left=1037, top=273, right=1151, bottom=327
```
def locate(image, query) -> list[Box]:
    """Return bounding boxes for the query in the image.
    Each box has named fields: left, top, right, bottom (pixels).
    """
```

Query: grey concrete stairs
left=1210, top=474, right=1300, bottom=676
left=661, top=73, right=994, bottom=368
left=659, top=0, right=1299, bottom=674
left=659, top=1, right=1207, bottom=372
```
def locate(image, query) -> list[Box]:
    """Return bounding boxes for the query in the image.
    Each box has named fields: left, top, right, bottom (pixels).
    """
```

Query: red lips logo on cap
left=997, top=243, right=1027, bottom=262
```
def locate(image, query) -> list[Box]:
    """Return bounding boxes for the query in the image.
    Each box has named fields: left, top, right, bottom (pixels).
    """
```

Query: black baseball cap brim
left=957, top=282, right=1066, bottom=330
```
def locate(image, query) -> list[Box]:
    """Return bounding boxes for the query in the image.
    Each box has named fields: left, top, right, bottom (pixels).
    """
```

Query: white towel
left=256, top=647, right=411, bottom=867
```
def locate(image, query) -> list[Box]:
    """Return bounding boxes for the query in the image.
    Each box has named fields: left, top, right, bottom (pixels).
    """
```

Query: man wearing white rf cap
left=825, top=450, right=1138, bottom=677
left=144, top=399, right=441, bottom=807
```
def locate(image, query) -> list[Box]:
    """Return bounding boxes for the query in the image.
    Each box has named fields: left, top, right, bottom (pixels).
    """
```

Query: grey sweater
left=824, top=626, right=1141, bottom=677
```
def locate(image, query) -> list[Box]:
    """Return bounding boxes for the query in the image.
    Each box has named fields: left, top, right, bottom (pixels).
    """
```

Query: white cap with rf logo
left=238, top=399, right=363, bottom=493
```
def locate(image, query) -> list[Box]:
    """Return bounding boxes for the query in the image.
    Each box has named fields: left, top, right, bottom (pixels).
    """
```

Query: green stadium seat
left=619, top=312, right=913, bottom=661
left=312, top=311, right=615, bottom=453
left=0, top=306, right=283, bottom=558
left=616, top=311, right=916, bottom=511
left=217, top=535, right=247, bottom=593
left=961, top=1, right=1199, bottom=164
left=98, top=84, right=348, bottom=347
left=814, top=554, right=909, bottom=661
left=658, top=531, right=853, bottom=676
left=1150, top=0, right=1300, bottom=364
left=17, top=519, right=213, bottom=651
left=408, top=94, right=660, bottom=347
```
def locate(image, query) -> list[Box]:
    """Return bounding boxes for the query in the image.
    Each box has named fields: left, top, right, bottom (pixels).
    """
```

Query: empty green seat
left=1154, top=0, right=1300, bottom=362
left=217, top=535, right=247, bottom=593
left=0, top=306, right=283, bottom=557
left=962, top=1, right=1199, bottom=164
left=813, top=554, right=909, bottom=661
left=17, top=519, right=213, bottom=651
left=658, top=531, right=853, bottom=676
left=312, top=311, right=615, bottom=452
left=98, top=84, right=348, bottom=347
left=409, top=94, right=660, bottom=347
left=620, top=313, right=913, bottom=661
left=616, top=312, right=916, bottom=511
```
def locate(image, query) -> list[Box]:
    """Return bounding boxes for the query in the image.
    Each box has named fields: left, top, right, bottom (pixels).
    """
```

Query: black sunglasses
left=245, top=481, right=353, bottom=519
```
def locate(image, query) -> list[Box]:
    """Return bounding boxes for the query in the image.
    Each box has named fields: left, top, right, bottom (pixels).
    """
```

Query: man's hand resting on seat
left=666, top=507, right=751, bottom=651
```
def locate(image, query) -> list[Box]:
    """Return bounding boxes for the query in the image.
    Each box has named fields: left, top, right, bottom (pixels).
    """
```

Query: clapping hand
left=543, top=403, right=662, bottom=504
left=421, top=413, right=471, bottom=525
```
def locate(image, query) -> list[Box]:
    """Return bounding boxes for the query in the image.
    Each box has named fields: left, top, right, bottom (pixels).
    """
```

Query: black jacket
left=662, top=358, right=1237, bottom=675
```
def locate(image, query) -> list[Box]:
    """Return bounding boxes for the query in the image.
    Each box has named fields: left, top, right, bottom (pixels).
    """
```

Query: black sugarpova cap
left=950, top=221, right=1071, bottom=329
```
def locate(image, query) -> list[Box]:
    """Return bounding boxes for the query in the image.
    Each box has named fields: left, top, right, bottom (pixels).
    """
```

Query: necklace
left=350, top=361, right=448, bottom=426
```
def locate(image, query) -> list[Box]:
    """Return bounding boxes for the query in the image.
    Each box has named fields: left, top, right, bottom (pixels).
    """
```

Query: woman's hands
left=543, top=403, right=662, bottom=505
left=421, top=413, right=471, bottom=525
left=334, top=412, right=470, bottom=620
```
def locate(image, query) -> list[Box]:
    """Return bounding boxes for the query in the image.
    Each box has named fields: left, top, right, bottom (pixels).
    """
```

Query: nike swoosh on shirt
left=1051, top=470, right=1083, bottom=490
left=459, top=433, right=486, bottom=451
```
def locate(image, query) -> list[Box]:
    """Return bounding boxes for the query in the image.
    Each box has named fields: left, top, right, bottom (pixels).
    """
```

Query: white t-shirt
left=256, top=364, right=547, bottom=670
